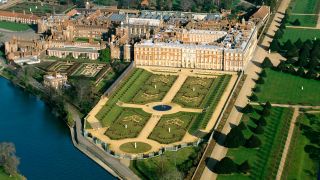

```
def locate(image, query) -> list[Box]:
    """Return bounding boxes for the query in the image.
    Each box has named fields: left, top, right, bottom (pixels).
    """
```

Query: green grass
left=287, top=15, right=318, bottom=27
left=0, top=167, right=24, bottom=180
left=173, top=77, right=214, bottom=108
left=280, top=28, right=320, bottom=43
left=218, top=107, right=294, bottom=180
left=105, top=108, right=151, bottom=140
left=130, top=147, right=199, bottom=180
left=149, top=112, right=198, bottom=144
left=119, top=142, right=152, bottom=154
left=130, top=74, right=177, bottom=104
left=189, top=75, right=231, bottom=134
left=0, top=21, right=31, bottom=31
left=256, top=69, right=320, bottom=105
left=7, top=2, right=71, bottom=15
left=282, top=113, right=320, bottom=179
left=289, top=0, right=320, bottom=14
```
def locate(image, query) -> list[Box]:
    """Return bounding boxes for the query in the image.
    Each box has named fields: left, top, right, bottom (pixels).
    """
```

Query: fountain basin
left=152, top=105, right=172, bottom=111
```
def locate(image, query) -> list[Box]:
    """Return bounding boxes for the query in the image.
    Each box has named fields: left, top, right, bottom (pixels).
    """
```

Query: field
left=218, top=107, right=294, bottom=180
left=280, top=28, right=320, bottom=43
left=255, top=69, right=320, bottom=105
left=289, top=0, right=320, bottom=14
left=0, top=21, right=31, bottom=31
left=149, top=112, right=197, bottom=144
left=287, top=15, right=318, bottom=27
left=6, top=2, right=71, bottom=15
left=281, top=113, right=320, bottom=180
left=131, top=146, right=199, bottom=180
left=105, top=108, right=151, bottom=140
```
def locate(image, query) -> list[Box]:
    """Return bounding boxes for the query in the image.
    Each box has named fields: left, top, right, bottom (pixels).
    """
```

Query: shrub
left=224, top=126, right=246, bottom=148
left=291, top=19, right=301, bottom=26
left=214, top=157, right=238, bottom=174
left=245, top=135, right=262, bottom=148
left=238, top=160, right=250, bottom=174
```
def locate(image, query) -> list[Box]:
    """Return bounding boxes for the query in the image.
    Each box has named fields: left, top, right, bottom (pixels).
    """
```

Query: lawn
left=218, top=106, right=294, bottom=180
left=105, top=108, right=151, bottom=140
left=0, top=21, right=31, bottom=31
left=130, top=146, right=199, bottom=179
left=255, top=69, right=320, bottom=105
left=7, top=2, right=71, bottom=15
left=0, top=167, right=24, bottom=180
left=280, top=28, right=320, bottom=43
left=289, top=0, right=320, bottom=14
left=287, top=15, right=318, bottom=27
left=281, top=113, right=320, bottom=180
left=120, top=142, right=152, bottom=154
left=149, top=112, right=198, bottom=144
left=129, top=74, right=177, bottom=104
left=173, top=77, right=214, bottom=108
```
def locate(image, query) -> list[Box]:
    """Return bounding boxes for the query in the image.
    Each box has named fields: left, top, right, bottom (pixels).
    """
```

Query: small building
left=43, top=73, right=67, bottom=90
left=250, top=6, right=270, bottom=24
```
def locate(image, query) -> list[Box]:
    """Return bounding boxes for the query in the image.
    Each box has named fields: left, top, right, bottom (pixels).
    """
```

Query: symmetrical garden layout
left=85, top=67, right=237, bottom=155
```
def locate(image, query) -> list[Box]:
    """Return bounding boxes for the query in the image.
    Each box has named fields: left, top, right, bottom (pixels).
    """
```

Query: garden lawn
left=280, top=28, right=320, bottom=43
left=281, top=113, right=320, bottom=180
left=218, top=107, right=294, bottom=180
left=289, top=0, right=320, bottom=14
left=0, top=21, right=31, bottom=31
left=7, top=2, right=71, bottom=15
left=256, top=69, right=320, bottom=105
left=130, top=147, right=198, bottom=180
left=149, top=112, right=198, bottom=144
left=287, top=15, right=318, bottom=27
left=120, top=142, right=152, bottom=153
left=105, top=108, right=151, bottom=140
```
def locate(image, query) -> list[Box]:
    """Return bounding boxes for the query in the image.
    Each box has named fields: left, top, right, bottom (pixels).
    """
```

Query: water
left=152, top=105, right=172, bottom=111
left=0, top=78, right=115, bottom=180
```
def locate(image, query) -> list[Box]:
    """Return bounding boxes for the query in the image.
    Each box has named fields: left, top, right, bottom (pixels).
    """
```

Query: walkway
left=276, top=107, right=299, bottom=180
left=199, top=0, right=293, bottom=179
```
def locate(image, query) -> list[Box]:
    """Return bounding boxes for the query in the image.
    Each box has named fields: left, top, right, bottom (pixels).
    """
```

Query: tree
left=296, top=67, right=305, bottom=77
left=242, top=104, right=254, bottom=114
left=238, top=121, right=247, bottom=130
left=261, top=107, right=271, bottom=117
left=261, top=57, right=274, bottom=68
left=214, top=157, right=238, bottom=174
left=256, top=77, right=264, bottom=84
left=99, top=48, right=111, bottom=63
left=274, top=29, right=283, bottom=39
left=0, top=142, right=20, bottom=176
left=238, top=160, right=250, bottom=174
left=249, top=93, right=258, bottom=101
left=277, top=61, right=287, bottom=71
left=252, top=123, right=264, bottom=134
left=264, top=101, right=272, bottom=110
left=245, top=135, right=262, bottom=148
left=282, top=40, right=294, bottom=51
left=305, top=69, right=318, bottom=79
left=260, top=69, right=267, bottom=77
left=295, top=39, right=303, bottom=49
left=286, top=45, right=299, bottom=58
left=270, top=39, right=281, bottom=52
left=258, top=116, right=267, bottom=126
left=224, top=126, right=246, bottom=148
left=291, top=19, right=301, bottom=26
left=252, top=86, right=261, bottom=93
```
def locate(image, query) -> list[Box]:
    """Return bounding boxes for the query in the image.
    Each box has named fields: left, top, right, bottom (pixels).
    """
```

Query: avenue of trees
left=0, top=142, right=20, bottom=176
left=214, top=103, right=272, bottom=174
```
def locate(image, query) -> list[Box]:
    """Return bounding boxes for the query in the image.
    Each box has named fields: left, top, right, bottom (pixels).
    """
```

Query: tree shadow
left=213, top=131, right=227, bottom=146
left=264, top=33, right=274, bottom=39
left=190, top=129, right=209, bottom=138
left=251, top=61, right=262, bottom=68
left=205, top=157, right=219, bottom=172
left=259, top=44, right=270, bottom=51
left=235, top=105, right=244, bottom=113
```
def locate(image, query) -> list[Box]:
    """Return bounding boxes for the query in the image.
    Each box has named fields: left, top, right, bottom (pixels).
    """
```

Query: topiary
left=214, top=157, right=238, bottom=174
left=245, top=135, right=262, bottom=148
left=224, top=126, right=246, bottom=148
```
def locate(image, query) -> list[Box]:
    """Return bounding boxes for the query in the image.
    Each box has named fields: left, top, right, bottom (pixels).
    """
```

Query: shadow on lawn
left=205, top=157, right=219, bottom=172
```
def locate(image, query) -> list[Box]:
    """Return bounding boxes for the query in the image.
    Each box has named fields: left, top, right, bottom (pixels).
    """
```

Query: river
left=0, top=77, right=115, bottom=180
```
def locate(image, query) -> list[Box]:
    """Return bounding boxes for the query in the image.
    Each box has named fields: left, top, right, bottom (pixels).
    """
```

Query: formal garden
left=149, top=112, right=198, bottom=144
left=104, top=108, right=151, bottom=140
left=216, top=104, right=294, bottom=179
left=288, top=0, right=320, bottom=14
left=129, top=73, right=177, bottom=104
left=281, top=112, right=320, bottom=179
